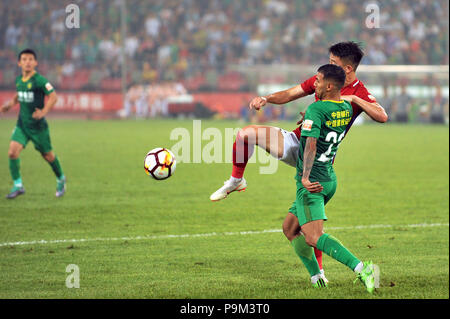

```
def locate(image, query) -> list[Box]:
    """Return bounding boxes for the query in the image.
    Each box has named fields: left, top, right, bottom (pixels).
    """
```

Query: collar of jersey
left=21, top=71, right=36, bottom=82
left=343, top=77, right=359, bottom=89
left=322, top=99, right=344, bottom=103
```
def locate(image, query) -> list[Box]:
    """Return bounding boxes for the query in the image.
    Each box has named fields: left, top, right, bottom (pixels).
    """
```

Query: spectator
left=392, top=83, right=414, bottom=123
left=145, top=12, right=161, bottom=38
left=0, top=0, right=447, bottom=91
left=428, top=85, right=449, bottom=124
left=377, top=83, right=393, bottom=120
left=141, top=62, right=158, bottom=83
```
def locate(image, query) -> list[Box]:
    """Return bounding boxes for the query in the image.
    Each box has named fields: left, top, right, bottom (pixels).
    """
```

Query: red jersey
left=292, top=75, right=376, bottom=139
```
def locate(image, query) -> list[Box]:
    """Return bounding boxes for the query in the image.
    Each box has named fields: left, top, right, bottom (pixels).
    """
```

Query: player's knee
left=8, top=148, right=19, bottom=159
left=277, top=148, right=284, bottom=159
left=304, top=236, right=315, bottom=247
left=42, top=152, right=55, bottom=162
left=282, top=222, right=292, bottom=240
left=282, top=216, right=300, bottom=241
left=303, top=232, right=319, bottom=247
left=238, top=125, right=257, bottom=142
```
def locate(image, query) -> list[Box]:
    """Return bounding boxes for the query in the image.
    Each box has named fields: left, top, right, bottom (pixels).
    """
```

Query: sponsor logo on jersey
left=302, top=119, right=313, bottom=131
left=45, top=82, right=54, bottom=91
left=18, top=91, right=34, bottom=103
left=27, top=82, right=32, bottom=89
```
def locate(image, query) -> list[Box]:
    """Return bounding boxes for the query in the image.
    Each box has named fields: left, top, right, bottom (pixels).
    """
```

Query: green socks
left=316, top=233, right=361, bottom=271
left=9, top=156, right=64, bottom=188
left=9, top=158, right=22, bottom=185
left=291, top=236, right=321, bottom=277
left=49, top=156, right=64, bottom=179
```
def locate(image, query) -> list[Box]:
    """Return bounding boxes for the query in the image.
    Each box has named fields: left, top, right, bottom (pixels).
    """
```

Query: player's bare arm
left=1, top=93, right=18, bottom=113
left=296, top=111, right=306, bottom=125
left=342, top=95, right=388, bottom=123
left=249, top=84, right=307, bottom=110
left=301, top=136, right=323, bottom=193
left=32, top=91, right=58, bottom=120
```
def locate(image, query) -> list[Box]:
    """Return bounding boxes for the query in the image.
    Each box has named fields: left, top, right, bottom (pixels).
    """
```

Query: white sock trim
left=310, top=274, right=322, bottom=284
left=354, top=261, right=364, bottom=273
left=229, top=176, right=242, bottom=184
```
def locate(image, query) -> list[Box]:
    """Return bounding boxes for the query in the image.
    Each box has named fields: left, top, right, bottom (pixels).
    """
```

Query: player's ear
left=344, top=64, right=353, bottom=74
left=326, top=82, right=333, bottom=92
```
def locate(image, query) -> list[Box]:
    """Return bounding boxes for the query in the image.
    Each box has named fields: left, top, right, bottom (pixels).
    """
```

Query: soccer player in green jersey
left=0, top=49, right=66, bottom=199
left=288, top=64, right=375, bottom=292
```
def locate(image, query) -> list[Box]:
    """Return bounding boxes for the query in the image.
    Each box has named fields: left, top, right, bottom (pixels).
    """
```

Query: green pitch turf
left=0, top=118, right=448, bottom=299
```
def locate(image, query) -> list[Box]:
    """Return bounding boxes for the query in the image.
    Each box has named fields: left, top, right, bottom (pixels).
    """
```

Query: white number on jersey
left=317, top=131, right=346, bottom=163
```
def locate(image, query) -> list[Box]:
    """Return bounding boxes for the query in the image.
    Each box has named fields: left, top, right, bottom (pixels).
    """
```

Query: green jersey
left=297, top=99, right=353, bottom=182
left=15, top=72, right=54, bottom=130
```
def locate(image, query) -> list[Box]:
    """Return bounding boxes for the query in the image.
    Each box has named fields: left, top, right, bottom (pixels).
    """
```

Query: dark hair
left=18, top=48, right=37, bottom=61
left=317, top=64, right=346, bottom=90
left=328, top=41, right=364, bottom=71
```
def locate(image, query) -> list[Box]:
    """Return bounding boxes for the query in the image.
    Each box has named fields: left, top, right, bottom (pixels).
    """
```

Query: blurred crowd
left=0, top=0, right=448, bottom=92
left=377, top=79, right=449, bottom=124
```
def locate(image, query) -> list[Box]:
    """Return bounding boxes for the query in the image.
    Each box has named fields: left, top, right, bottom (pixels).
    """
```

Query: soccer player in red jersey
left=210, top=42, right=388, bottom=284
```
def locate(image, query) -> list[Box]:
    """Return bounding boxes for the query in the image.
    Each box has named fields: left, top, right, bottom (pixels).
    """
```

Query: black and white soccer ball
left=144, top=148, right=176, bottom=180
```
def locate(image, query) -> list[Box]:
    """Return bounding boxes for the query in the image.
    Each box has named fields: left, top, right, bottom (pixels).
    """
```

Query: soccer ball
left=144, top=148, right=176, bottom=180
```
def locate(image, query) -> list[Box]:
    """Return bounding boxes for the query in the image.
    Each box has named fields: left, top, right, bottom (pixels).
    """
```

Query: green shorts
left=11, top=125, right=53, bottom=154
left=289, top=180, right=337, bottom=226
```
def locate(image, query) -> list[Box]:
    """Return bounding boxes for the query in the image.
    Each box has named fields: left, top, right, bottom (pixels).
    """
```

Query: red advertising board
left=0, top=91, right=255, bottom=115
left=0, top=91, right=124, bottom=113
left=192, top=92, right=254, bottom=114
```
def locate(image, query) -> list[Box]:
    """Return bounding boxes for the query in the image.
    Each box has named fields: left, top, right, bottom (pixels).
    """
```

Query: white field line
left=0, top=222, right=448, bottom=248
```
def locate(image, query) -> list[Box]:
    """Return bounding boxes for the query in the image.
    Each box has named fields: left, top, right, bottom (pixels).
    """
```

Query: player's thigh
left=300, top=219, right=324, bottom=246
left=322, top=180, right=337, bottom=206
left=8, top=141, right=24, bottom=159
left=30, top=127, right=53, bottom=155
left=295, top=185, right=327, bottom=227
left=239, top=125, right=284, bottom=158
left=9, top=126, right=28, bottom=158
left=282, top=211, right=301, bottom=241
left=278, top=129, right=299, bottom=167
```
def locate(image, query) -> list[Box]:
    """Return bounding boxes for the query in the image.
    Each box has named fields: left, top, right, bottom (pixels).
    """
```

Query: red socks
left=314, top=247, right=323, bottom=270
left=231, top=133, right=254, bottom=178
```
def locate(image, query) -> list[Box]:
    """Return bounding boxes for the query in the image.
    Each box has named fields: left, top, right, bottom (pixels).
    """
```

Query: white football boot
left=210, top=178, right=247, bottom=201
left=320, top=269, right=329, bottom=283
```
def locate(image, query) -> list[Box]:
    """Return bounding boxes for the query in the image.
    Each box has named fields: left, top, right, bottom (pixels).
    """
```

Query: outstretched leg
left=232, top=125, right=284, bottom=178
left=210, top=125, right=283, bottom=201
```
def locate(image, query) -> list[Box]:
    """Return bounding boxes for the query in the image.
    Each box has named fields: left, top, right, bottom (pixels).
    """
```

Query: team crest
left=27, top=82, right=32, bottom=89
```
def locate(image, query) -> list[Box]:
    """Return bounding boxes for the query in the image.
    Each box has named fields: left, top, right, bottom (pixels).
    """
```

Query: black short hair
left=18, top=48, right=37, bottom=61
left=317, top=64, right=346, bottom=90
left=328, top=41, right=364, bottom=71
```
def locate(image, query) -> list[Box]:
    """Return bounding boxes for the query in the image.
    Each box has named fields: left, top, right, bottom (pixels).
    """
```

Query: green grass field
left=0, top=118, right=448, bottom=299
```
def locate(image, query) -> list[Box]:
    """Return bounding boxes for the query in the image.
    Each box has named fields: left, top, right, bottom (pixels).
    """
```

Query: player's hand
left=249, top=96, right=267, bottom=111
left=32, top=108, right=46, bottom=119
left=1, top=102, right=10, bottom=113
left=296, top=111, right=306, bottom=125
left=301, top=178, right=323, bottom=193
left=341, top=95, right=354, bottom=103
